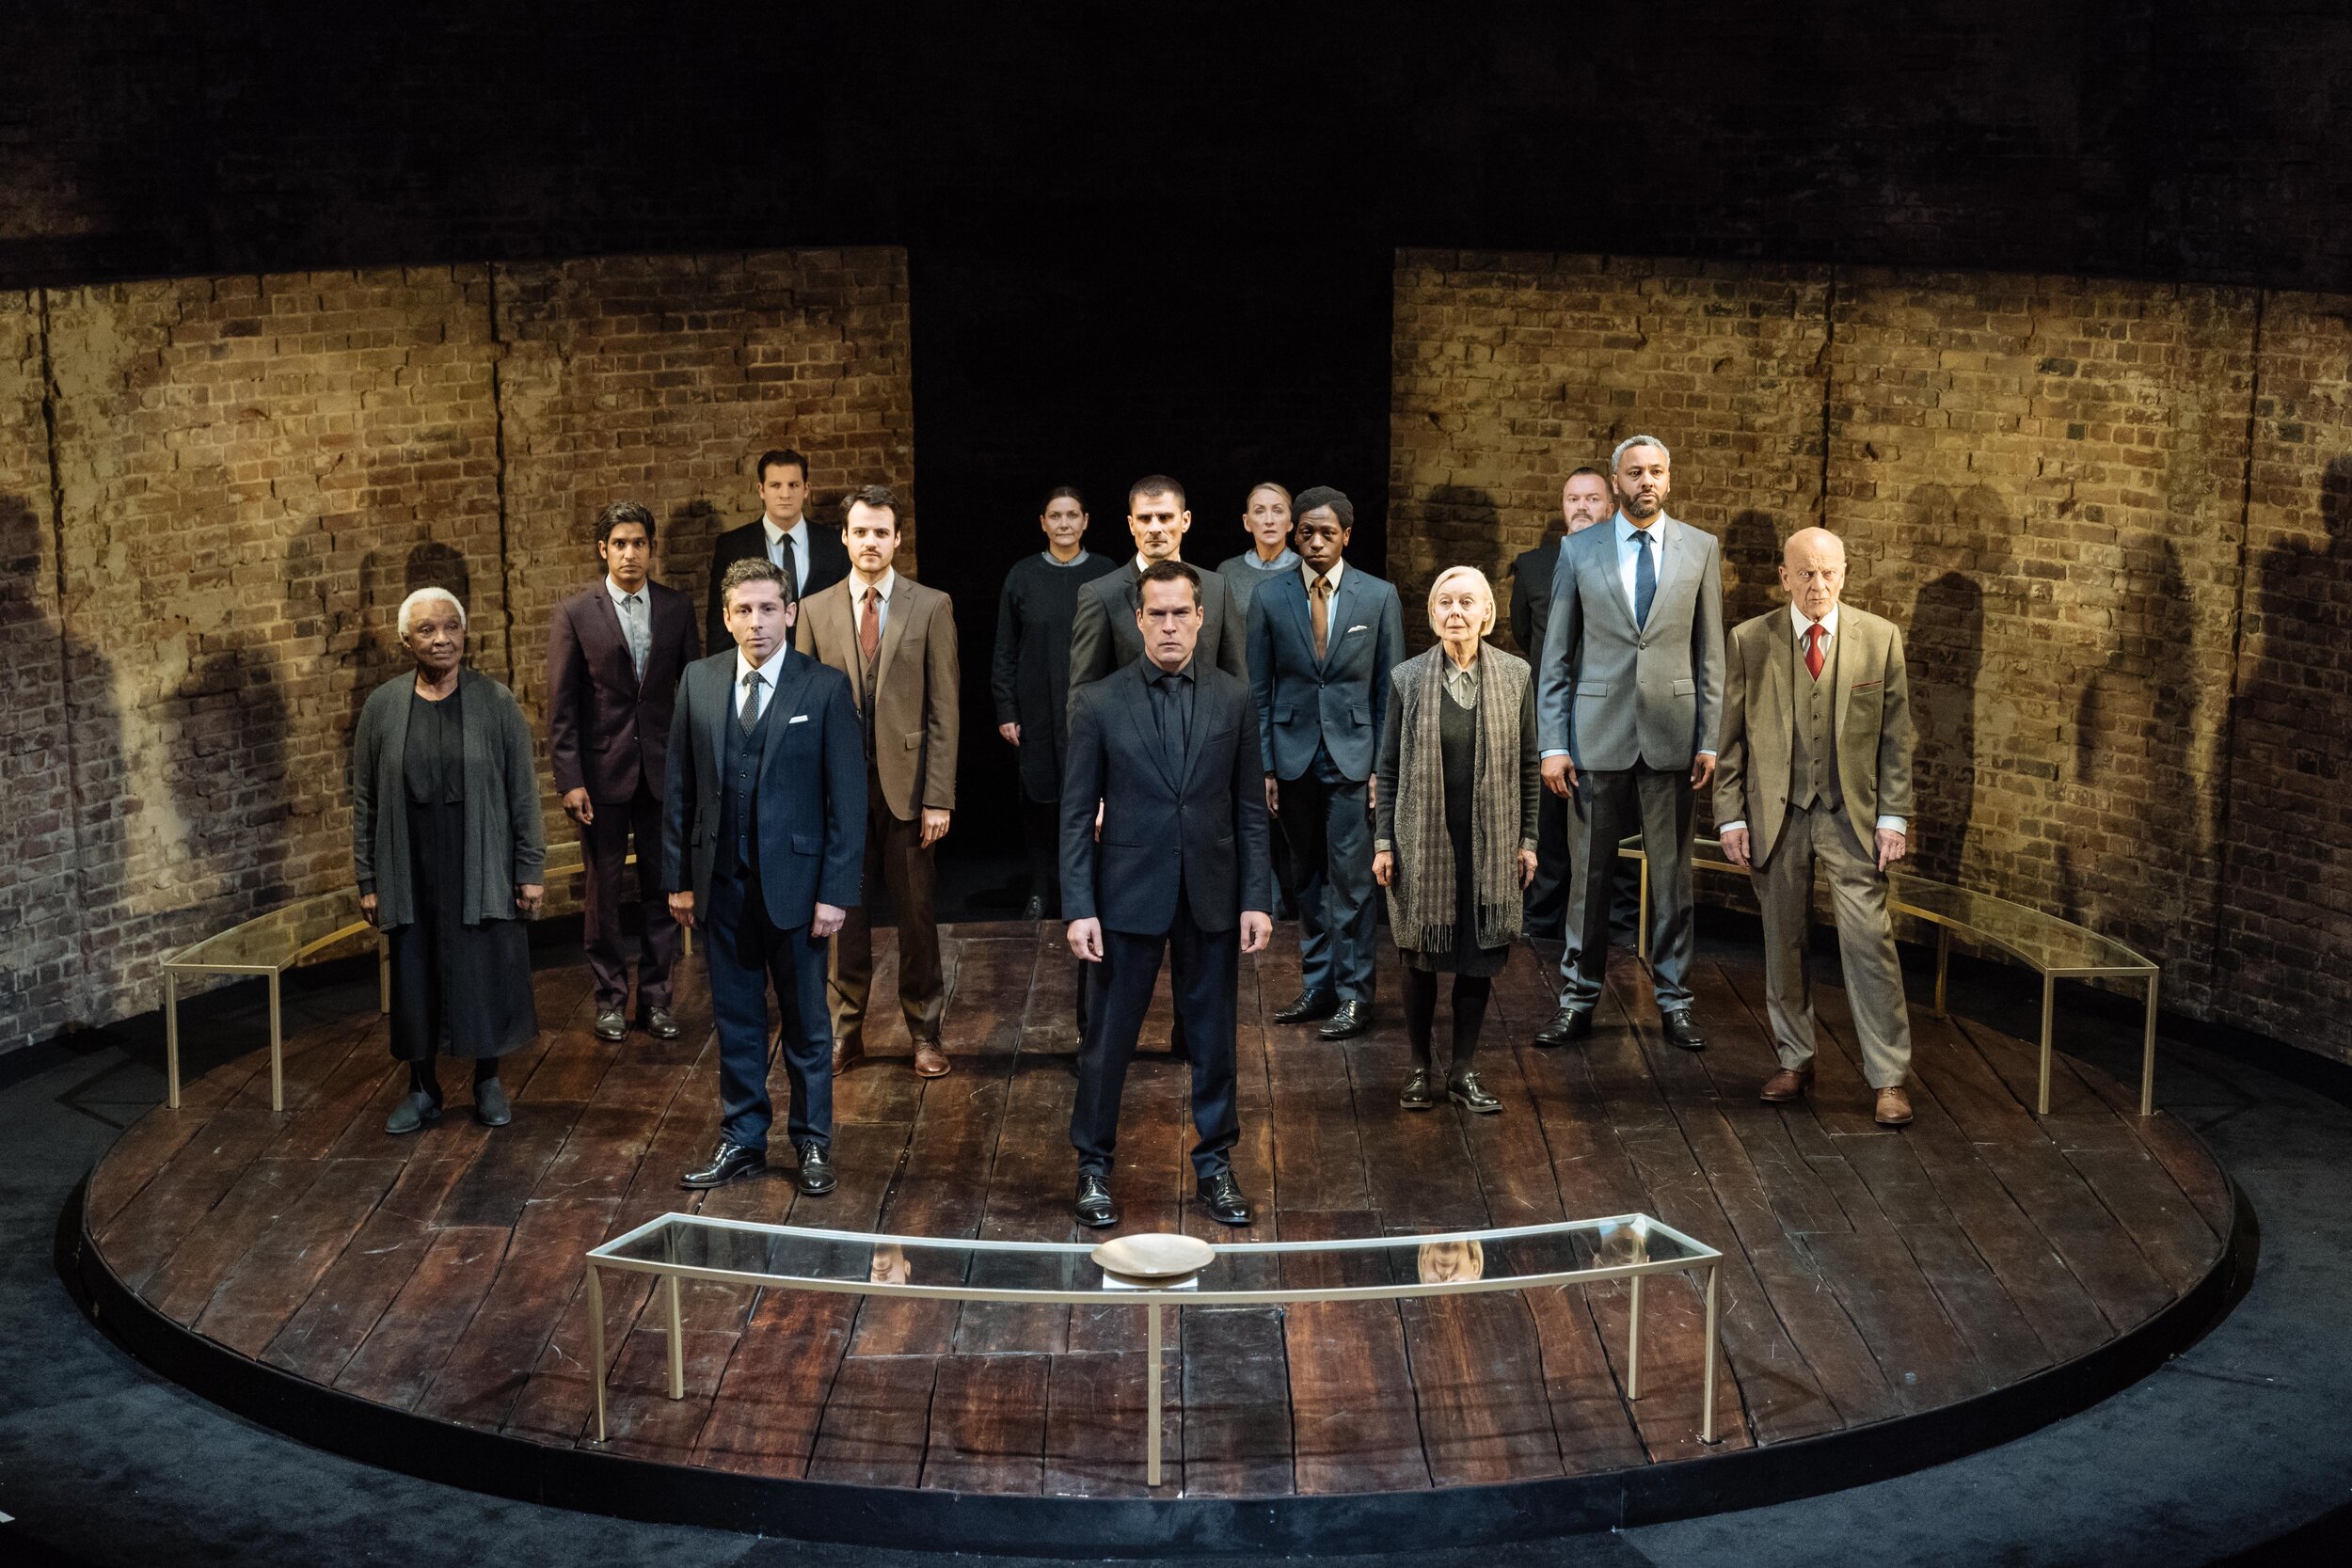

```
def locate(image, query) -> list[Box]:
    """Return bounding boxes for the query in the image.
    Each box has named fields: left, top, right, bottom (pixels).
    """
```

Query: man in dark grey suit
left=1067, top=475, right=1248, bottom=705
left=664, top=558, right=866, bottom=1194
left=1063, top=560, right=1272, bottom=1231
left=1534, top=436, right=1725, bottom=1050
left=1511, top=467, right=1639, bottom=944
left=1247, top=486, right=1405, bottom=1040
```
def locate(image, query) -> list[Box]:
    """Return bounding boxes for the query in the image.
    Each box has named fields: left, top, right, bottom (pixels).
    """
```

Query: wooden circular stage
left=73, top=922, right=2245, bottom=1554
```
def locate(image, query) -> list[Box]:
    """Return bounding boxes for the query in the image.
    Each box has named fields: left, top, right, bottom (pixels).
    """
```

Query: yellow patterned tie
left=1311, top=574, right=1331, bottom=661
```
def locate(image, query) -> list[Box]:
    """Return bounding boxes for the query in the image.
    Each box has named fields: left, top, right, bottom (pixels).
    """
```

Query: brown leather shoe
left=914, top=1038, right=952, bottom=1078
left=1875, top=1085, right=1915, bottom=1127
left=831, top=1039, right=860, bottom=1077
left=1759, top=1067, right=1814, bottom=1102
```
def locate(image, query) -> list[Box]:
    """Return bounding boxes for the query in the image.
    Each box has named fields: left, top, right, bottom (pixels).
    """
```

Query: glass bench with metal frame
left=160, top=840, right=676, bottom=1113
left=1613, top=835, right=2160, bottom=1116
left=584, top=1211, right=1725, bottom=1487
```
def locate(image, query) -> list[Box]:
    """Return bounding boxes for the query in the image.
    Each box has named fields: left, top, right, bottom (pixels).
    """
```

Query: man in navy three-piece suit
left=1247, top=486, right=1406, bottom=1042
left=1062, top=559, right=1273, bottom=1231
left=664, top=557, right=865, bottom=1195
left=547, top=502, right=700, bottom=1045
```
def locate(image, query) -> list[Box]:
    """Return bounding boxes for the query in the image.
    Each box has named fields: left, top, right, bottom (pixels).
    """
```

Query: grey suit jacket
left=1535, top=514, right=1725, bottom=770
left=1713, top=606, right=1915, bottom=867
left=1067, top=560, right=1247, bottom=717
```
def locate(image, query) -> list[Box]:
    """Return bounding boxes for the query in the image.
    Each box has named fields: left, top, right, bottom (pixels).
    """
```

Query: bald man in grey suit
left=1534, top=436, right=1724, bottom=1051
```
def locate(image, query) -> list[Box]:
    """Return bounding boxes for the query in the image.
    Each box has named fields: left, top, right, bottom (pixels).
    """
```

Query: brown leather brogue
left=914, top=1037, right=952, bottom=1078
left=831, top=1039, right=860, bottom=1078
left=1758, top=1067, right=1814, bottom=1102
left=1875, top=1085, right=1915, bottom=1126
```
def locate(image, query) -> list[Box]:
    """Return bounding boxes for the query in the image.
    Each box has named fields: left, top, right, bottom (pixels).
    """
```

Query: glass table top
left=165, top=889, right=370, bottom=972
left=588, top=1213, right=1716, bottom=1302
left=1619, top=835, right=2153, bottom=975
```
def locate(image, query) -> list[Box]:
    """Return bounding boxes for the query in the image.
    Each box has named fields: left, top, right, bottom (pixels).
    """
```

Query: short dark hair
left=720, top=556, right=792, bottom=610
left=842, top=483, right=900, bottom=528
left=1292, top=485, right=1355, bottom=528
left=596, top=499, right=657, bottom=545
left=755, top=448, right=809, bottom=484
left=1136, top=557, right=1202, bottom=609
left=1042, top=484, right=1086, bottom=511
left=1129, top=474, right=1186, bottom=511
left=1565, top=466, right=1608, bottom=486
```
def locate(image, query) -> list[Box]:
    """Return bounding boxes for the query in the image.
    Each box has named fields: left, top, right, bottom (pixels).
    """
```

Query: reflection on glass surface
left=1593, top=1218, right=1650, bottom=1269
left=869, top=1243, right=910, bottom=1286
left=169, top=889, right=368, bottom=969
left=1417, top=1240, right=1485, bottom=1283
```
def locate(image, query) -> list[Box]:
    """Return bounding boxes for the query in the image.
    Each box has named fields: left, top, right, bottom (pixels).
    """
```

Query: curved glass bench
left=1615, top=835, right=2160, bottom=1116
left=159, top=839, right=673, bottom=1112
left=585, top=1212, right=1726, bottom=1487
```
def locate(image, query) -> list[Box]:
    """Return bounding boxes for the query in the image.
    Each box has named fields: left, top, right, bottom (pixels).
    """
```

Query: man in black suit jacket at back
left=1062, top=560, right=1272, bottom=1231
left=548, top=501, right=701, bottom=1043
left=705, top=448, right=850, bottom=653
left=664, top=557, right=865, bottom=1195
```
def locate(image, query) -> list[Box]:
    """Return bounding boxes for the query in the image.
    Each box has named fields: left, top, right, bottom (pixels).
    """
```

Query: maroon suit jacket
left=548, top=578, right=700, bottom=803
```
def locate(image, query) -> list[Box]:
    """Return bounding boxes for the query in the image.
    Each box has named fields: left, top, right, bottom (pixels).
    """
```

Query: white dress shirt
left=732, top=640, right=792, bottom=726
left=762, top=516, right=811, bottom=596
left=1717, top=601, right=1905, bottom=837
left=1300, top=556, right=1346, bottom=597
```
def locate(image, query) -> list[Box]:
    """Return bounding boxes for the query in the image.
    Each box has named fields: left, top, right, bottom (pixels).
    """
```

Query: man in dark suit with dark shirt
left=1062, top=560, right=1272, bottom=1230
left=704, top=448, right=850, bottom=654
left=1510, top=467, right=1638, bottom=945
left=664, top=557, right=865, bottom=1194
left=548, top=501, right=702, bottom=1043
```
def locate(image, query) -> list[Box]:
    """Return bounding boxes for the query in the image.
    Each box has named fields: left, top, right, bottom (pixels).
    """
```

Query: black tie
left=1153, top=672, right=1188, bottom=779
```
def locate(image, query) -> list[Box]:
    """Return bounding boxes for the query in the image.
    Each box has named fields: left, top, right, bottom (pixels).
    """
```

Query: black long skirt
left=388, top=797, right=536, bottom=1062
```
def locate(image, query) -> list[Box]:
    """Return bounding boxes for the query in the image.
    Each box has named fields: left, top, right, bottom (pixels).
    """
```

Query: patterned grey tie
left=739, top=670, right=765, bottom=733
left=623, top=593, right=648, bottom=677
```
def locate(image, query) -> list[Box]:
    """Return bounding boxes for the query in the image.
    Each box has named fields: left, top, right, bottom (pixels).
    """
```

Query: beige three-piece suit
left=1714, top=604, right=1917, bottom=1087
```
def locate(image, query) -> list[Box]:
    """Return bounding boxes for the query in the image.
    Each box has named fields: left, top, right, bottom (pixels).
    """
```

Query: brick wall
left=0, top=249, right=911, bottom=1050
left=1391, top=248, right=2347, bottom=1065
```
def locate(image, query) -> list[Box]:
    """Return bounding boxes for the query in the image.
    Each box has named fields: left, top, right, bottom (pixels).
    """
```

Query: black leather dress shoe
left=384, top=1088, right=441, bottom=1136
left=1272, top=989, right=1339, bottom=1024
left=680, top=1141, right=766, bottom=1189
left=1318, top=999, right=1371, bottom=1040
left=643, top=1007, right=682, bottom=1040
left=1197, top=1169, right=1254, bottom=1227
left=594, top=1008, right=628, bottom=1042
left=1661, top=1008, right=1706, bottom=1051
left=1533, top=1005, right=1594, bottom=1048
left=1021, top=895, right=1045, bottom=922
left=795, top=1141, right=837, bottom=1195
left=1448, top=1070, right=1502, bottom=1115
left=472, top=1076, right=512, bottom=1127
left=1398, top=1067, right=1436, bottom=1110
left=1074, top=1172, right=1119, bottom=1228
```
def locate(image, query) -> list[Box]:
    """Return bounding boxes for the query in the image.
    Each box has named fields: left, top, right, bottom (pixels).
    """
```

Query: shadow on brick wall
left=163, top=631, right=292, bottom=918
left=1724, top=508, right=1786, bottom=626
left=347, top=541, right=477, bottom=739
left=1903, top=483, right=2011, bottom=883
left=0, top=494, right=122, bottom=1042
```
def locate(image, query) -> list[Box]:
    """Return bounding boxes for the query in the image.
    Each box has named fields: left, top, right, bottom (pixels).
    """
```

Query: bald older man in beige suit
left=1716, top=528, right=1918, bottom=1127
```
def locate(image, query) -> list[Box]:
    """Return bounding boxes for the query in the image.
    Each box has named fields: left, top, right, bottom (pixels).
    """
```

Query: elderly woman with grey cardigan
left=1373, top=566, right=1540, bottom=1116
left=355, top=587, right=546, bottom=1134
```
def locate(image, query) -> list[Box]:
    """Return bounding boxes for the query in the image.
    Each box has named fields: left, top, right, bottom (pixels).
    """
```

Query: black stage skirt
left=388, top=795, right=536, bottom=1061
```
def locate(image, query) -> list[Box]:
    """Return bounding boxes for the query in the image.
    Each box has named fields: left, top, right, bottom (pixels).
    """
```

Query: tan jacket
left=794, top=573, right=961, bottom=818
left=1714, top=604, right=1915, bottom=867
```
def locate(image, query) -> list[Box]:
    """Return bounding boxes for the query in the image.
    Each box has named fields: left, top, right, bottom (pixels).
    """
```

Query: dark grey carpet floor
left=3, top=916, right=2348, bottom=1567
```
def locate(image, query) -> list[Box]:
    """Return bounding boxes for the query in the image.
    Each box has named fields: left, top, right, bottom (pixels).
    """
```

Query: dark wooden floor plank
left=332, top=1224, right=511, bottom=1410
left=85, top=1049, right=269, bottom=1231
left=1396, top=1289, right=1565, bottom=1485
left=142, top=1156, right=325, bottom=1324
left=1046, top=1351, right=1168, bottom=1497
left=2063, top=1147, right=2222, bottom=1297
left=1180, top=1307, right=1294, bottom=1496
left=1517, top=1276, right=1649, bottom=1474
left=195, top=1156, right=405, bottom=1356
left=922, top=1353, right=1050, bottom=1495
left=1279, top=1211, right=1430, bottom=1494
left=1800, top=1158, right=1995, bottom=1412
left=414, top=1196, right=620, bottom=1430
left=1348, top=1030, right=1490, bottom=1229
left=958, top=1056, right=1080, bottom=1354
left=804, top=1354, right=938, bottom=1485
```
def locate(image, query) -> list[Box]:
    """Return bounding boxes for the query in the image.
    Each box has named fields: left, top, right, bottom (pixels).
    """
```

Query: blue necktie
left=1632, top=528, right=1657, bottom=629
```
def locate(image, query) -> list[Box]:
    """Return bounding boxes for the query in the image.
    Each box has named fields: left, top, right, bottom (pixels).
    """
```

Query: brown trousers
left=828, top=765, right=946, bottom=1049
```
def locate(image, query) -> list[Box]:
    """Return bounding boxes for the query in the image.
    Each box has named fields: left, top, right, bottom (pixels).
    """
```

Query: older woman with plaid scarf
left=1372, top=566, right=1541, bottom=1114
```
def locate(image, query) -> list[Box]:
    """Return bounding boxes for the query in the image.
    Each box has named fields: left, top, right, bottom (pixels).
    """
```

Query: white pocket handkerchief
left=1346, top=624, right=1369, bottom=634
left=788, top=714, right=810, bottom=724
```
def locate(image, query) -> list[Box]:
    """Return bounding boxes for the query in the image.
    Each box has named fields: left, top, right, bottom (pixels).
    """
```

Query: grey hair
left=1611, top=434, right=1671, bottom=471
left=396, top=587, right=468, bottom=639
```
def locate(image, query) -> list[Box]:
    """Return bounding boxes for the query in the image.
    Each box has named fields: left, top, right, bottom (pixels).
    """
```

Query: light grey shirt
left=605, top=576, right=649, bottom=676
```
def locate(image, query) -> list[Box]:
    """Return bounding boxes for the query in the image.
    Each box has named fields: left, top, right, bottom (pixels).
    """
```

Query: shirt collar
left=1302, top=556, right=1345, bottom=594
left=1252, top=546, right=1299, bottom=572
left=605, top=576, right=645, bottom=607
left=853, top=566, right=897, bottom=604
left=1617, top=512, right=1668, bottom=549
left=732, top=640, right=792, bottom=687
left=1148, top=656, right=1196, bottom=684
left=1789, top=602, right=1841, bottom=641
left=761, top=516, right=806, bottom=550
left=1041, top=547, right=1090, bottom=568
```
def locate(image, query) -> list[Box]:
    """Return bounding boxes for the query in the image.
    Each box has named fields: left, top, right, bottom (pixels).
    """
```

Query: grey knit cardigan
left=352, top=667, right=547, bottom=931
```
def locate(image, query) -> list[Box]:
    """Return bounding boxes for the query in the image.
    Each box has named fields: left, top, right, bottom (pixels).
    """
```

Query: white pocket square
left=788, top=714, right=810, bottom=724
left=1346, top=624, right=1369, bottom=634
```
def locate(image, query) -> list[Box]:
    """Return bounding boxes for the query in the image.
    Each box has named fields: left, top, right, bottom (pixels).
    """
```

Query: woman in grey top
left=1374, top=566, right=1540, bottom=1114
left=354, top=587, right=546, bottom=1134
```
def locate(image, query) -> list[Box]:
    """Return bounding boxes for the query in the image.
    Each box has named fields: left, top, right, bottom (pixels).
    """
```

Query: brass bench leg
left=588, top=1264, right=608, bottom=1444
left=1933, top=927, right=1950, bottom=1020
left=165, top=973, right=182, bottom=1111
left=1637, top=859, right=1651, bottom=965
left=378, top=936, right=390, bottom=1015
left=2036, top=973, right=2055, bottom=1117
left=2140, top=974, right=2160, bottom=1118
left=1147, top=1299, right=1165, bottom=1487
left=1627, top=1271, right=1644, bottom=1401
left=268, top=970, right=285, bottom=1114
left=1702, top=1262, right=1721, bottom=1444
left=666, top=1273, right=685, bottom=1400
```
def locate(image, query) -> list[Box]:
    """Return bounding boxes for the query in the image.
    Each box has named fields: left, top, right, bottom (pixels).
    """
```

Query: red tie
left=1804, top=622, right=1826, bottom=681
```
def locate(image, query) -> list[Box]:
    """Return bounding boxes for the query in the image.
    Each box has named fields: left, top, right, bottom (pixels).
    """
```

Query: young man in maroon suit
left=548, top=501, right=702, bottom=1041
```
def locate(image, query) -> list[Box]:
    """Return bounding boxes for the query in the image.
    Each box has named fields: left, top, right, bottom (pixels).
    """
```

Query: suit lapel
left=590, top=586, right=641, bottom=694
left=1833, top=612, right=1862, bottom=749
left=1115, top=665, right=1179, bottom=794
left=697, top=659, right=727, bottom=786
left=1177, top=673, right=1215, bottom=794
left=1766, top=614, right=1794, bottom=753
left=874, top=578, right=913, bottom=693
left=1584, top=525, right=1640, bottom=641
left=759, top=651, right=818, bottom=780
left=1659, top=516, right=1701, bottom=614
left=1281, top=571, right=1315, bottom=666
